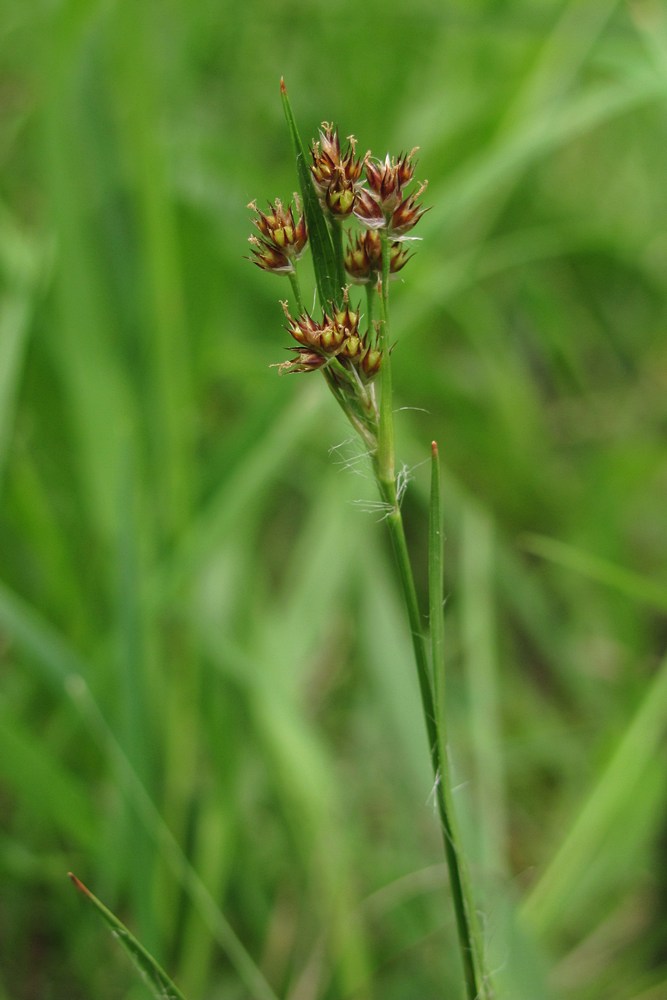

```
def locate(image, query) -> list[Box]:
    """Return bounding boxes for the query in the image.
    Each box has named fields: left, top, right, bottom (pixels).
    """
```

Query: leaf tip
left=280, top=76, right=287, bottom=95
left=431, top=440, right=439, bottom=458
left=68, top=872, right=91, bottom=897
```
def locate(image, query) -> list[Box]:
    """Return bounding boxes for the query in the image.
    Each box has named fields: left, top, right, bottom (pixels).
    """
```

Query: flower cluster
left=309, top=126, right=427, bottom=284
left=247, top=195, right=307, bottom=273
left=310, top=123, right=366, bottom=218
left=247, top=119, right=427, bottom=392
left=353, top=150, right=428, bottom=237
left=278, top=298, right=381, bottom=381
left=310, top=127, right=427, bottom=239
left=344, top=229, right=412, bottom=284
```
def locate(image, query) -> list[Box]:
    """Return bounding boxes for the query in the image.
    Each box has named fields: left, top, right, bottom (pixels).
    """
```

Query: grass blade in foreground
left=68, top=873, right=188, bottom=1000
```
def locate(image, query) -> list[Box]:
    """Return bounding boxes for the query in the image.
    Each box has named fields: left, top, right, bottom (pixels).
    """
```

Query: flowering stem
left=330, top=217, right=347, bottom=295
left=376, top=233, right=395, bottom=487
left=374, top=234, right=490, bottom=1000
left=365, top=281, right=376, bottom=338
left=254, top=102, right=491, bottom=999
left=288, top=269, right=305, bottom=315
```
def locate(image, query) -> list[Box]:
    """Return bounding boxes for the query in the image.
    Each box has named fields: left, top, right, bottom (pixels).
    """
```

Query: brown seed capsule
left=360, top=346, right=382, bottom=380
left=276, top=348, right=328, bottom=375
left=389, top=182, right=429, bottom=236
left=325, top=177, right=357, bottom=218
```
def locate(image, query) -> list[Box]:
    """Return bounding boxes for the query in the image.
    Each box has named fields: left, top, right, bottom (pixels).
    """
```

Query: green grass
left=1, top=1, right=667, bottom=997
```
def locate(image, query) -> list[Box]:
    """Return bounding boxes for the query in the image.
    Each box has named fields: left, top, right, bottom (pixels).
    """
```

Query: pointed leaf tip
left=68, top=872, right=90, bottom=897
left=280, top=77, right=287, bottom=94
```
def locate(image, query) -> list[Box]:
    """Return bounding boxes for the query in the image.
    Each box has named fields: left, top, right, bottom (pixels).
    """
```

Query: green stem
left=377, top=234, right=394, bottom=487
left=330, top=217, right=347, bottom=296
left=378, top=481, right=487, bottom=1000
left=288, top=268, right=305, bottom=315
left=374, top=234, right=490, bottom=1000
left=365, top=281, right=376, bottom=345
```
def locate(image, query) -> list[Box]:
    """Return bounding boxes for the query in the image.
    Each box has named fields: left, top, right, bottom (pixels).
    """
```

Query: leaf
left=428, top=440, right=445, bottom=726
left=68, top=873, right=188, bottom=1000
left=521, top=650, right=667, bottom=936
left=280, top=79, right=342, bottom=309
left=521, top=533, right=667, bottom=611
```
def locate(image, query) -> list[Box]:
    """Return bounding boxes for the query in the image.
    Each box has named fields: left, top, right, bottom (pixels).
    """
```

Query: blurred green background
left=1, top=1, right=667, bottom=998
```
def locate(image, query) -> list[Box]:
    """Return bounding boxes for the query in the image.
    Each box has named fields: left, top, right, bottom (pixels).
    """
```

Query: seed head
left=311, top=123, right=365, bottom=218
left=344, top=230, right=412, bottom=283
left=247, top=196, right=307, bottom=273
left=278, top=297, right=381, bottom=383
left=354, top=149, right=428, bottom=238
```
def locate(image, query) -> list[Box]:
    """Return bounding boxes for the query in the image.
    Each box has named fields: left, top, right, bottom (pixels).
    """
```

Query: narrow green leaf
left=522, top=533, right=667, bottom=611
left=68, top=873, right=188, bottom=1000
left=521, top=649, right=667, bottom=935
left=280, top=79, right=341, bottom=309
left=461, top=501, right=507, bottom=876
left=426, top=442, right=491, bottom=1000
left=428, top=441, right=444, bottom=692
left=0, top=580, right=278, bottom=1000
left=428, top=440, right=445, bottom=729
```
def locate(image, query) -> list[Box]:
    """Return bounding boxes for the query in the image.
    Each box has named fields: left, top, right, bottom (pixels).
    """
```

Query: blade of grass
left=203, top=632, right=371, bottom=996
left=461, top=500, right=507, bottom=877
left=0, top=706, right=97, bottom=850
left=0, top=209, right=42, bottom=497
left=0, top=580, right=280, bottom=1000
left=280, top=79, right=342, bottom=309
left=114, top=446, right=159, bottom=954
left=521, top=533, right=667, bottom=612
left=521, top=649, right=667, bottom=936
left=39, top=45, right=135, bottom=540
left=111, top=0, right=193, bottom=543
left=429, top=442, right=444, bottom=719
left=151, top=383, right=325, bottom=606
left=427, top=442, right=491, bottom=1000
left=68, top=873, right=188, bottom=1000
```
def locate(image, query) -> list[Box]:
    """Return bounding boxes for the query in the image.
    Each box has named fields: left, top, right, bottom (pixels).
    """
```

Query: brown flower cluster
left=354, top=150, right=427, bottom=235
left=247, top=120, right=427, bottom=387
left=344, top=229, right=412, bottom=284
left=278, top=298, right=381, bottom=381
left=310, top=127, right=427, bottom=238
left=310, top=126, right=427, bottom=285
left=310, top=123, right=365, bottom=219
left=247, top=196, right=307, bottom=273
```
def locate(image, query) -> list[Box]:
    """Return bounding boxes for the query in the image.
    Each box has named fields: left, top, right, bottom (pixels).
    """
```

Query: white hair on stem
left=328, top=437, right=374, bottom=479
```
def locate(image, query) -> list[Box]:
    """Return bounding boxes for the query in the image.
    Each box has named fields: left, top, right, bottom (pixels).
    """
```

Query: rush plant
left=248, top=81, right=492, bottom=1000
